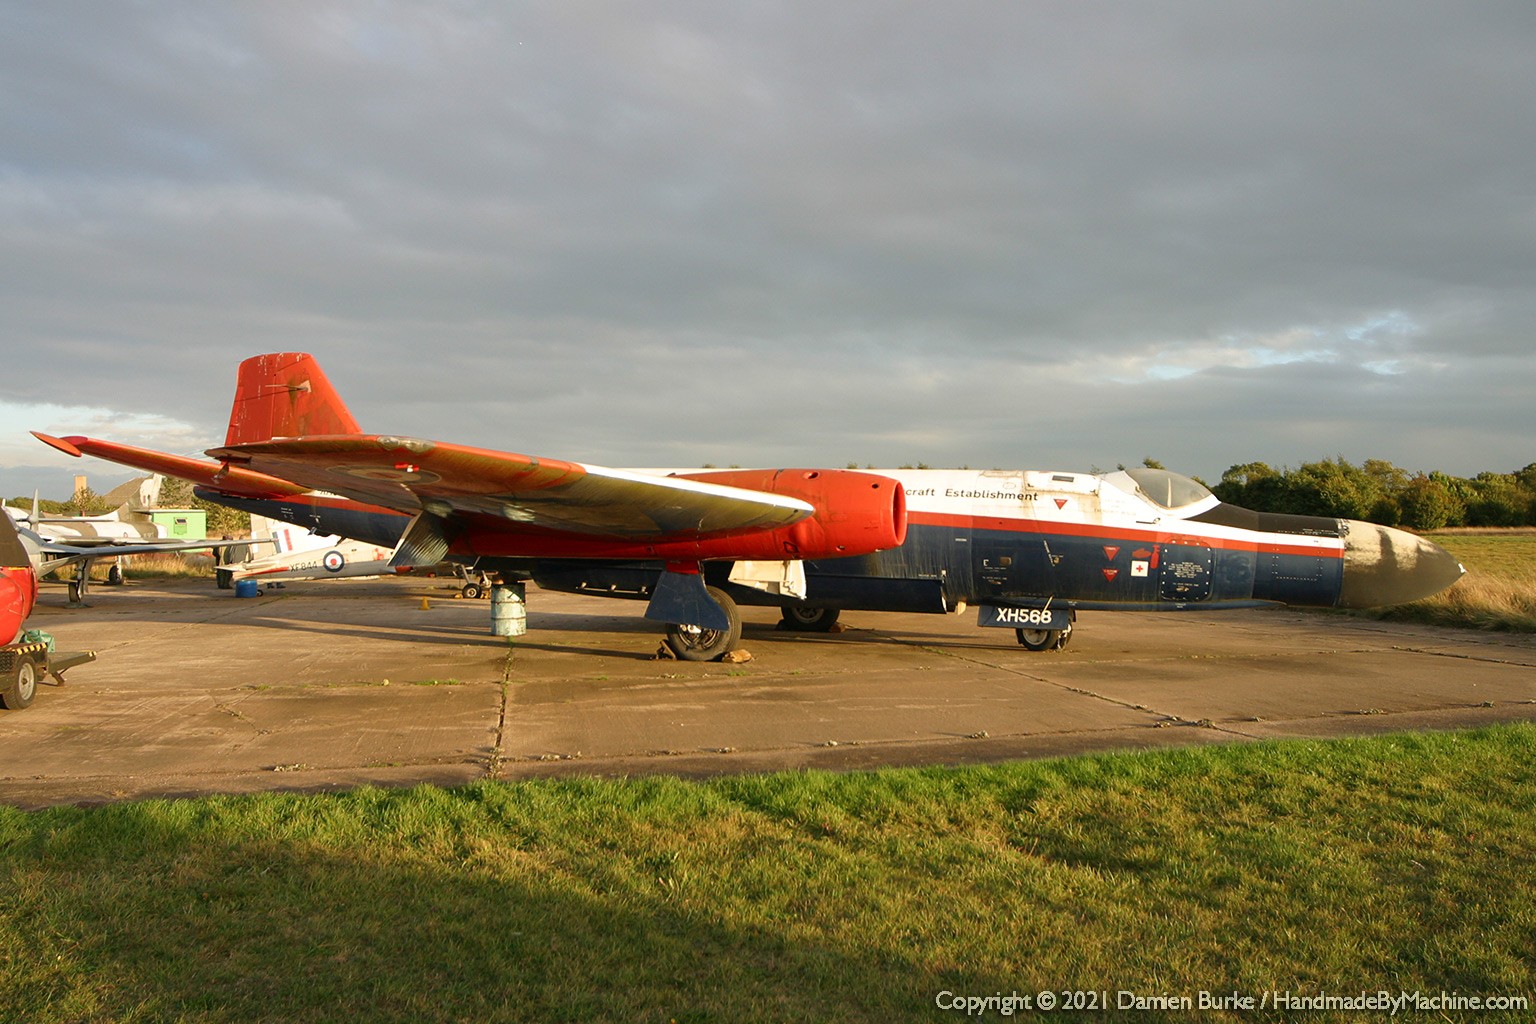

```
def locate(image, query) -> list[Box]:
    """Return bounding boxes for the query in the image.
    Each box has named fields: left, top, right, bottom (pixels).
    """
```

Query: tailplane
left=225, top=353, right=361, bottom=446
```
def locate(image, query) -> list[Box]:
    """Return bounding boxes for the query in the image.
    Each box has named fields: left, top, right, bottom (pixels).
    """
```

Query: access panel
left=1159, top=544, right=1214, bottom=602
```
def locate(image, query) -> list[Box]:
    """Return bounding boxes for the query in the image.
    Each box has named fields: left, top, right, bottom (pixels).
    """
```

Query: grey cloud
left=2, top=1, right=1533, bottom=490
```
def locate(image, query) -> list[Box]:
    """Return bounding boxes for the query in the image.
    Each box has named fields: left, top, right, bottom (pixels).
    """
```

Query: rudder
left=225, top=353, right=362, bottom=445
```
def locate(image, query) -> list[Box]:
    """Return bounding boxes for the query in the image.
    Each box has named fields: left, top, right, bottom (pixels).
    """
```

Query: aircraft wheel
left=780, top=605, right=840, bottom=632
left=1016, top=624, right=1071, bottom=651
left=1016, top=616, right=1074, bottom=652
left=1, top=656, right=38, bottom=710
left=665, top=586, right=742, bottom=662
left=1016, top=628, right=1055, bottom=651
left=67, top=580, right=83, bottom=604
left=107, top=563, right=124, bottom=586
left=461, top=582, right=484, bottom=600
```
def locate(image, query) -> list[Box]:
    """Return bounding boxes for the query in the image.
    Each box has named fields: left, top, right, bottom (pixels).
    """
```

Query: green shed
left=140, top=508, right=208, bottom=541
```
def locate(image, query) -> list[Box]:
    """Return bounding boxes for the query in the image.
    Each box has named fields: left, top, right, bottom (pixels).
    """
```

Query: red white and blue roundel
left=323, top=550, right=346, bottom=573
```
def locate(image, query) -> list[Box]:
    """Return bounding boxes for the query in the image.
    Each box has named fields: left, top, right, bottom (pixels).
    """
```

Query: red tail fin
left=225, top=353, right=361, bottom=445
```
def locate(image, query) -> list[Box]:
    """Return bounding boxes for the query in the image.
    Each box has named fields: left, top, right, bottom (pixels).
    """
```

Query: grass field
left=1363, top=530, right=1536, bottom=632
left=3, top=726, right=1534, bottom=1023
left=81, top=551, right=220, bottom=580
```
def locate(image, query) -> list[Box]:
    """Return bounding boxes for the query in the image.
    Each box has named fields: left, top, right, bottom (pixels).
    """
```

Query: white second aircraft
left=222, top=516, right=486, bottom=596
left=3, top=503, right=258, bottom=603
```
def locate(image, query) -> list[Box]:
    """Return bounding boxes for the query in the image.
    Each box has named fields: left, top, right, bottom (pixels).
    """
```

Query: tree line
left=9, top=477, right=249, bottom=534
left=1210, top=457, right=1536, bottom=531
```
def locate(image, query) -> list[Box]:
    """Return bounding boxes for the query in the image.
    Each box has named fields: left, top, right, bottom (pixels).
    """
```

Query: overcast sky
left=3, top=1, right=1533, bottom=499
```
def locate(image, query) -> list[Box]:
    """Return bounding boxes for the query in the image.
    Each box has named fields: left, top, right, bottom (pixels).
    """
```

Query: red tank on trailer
left=1, top=510, right=95, bottom=710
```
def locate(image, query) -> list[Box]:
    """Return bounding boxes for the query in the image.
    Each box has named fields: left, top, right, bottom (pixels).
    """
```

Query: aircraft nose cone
left=1337, top=521, right=1465, bottom=608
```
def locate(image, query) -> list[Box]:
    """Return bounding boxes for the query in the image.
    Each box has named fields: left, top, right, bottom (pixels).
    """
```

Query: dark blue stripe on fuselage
left=804, top=521, right=1337, bottom=610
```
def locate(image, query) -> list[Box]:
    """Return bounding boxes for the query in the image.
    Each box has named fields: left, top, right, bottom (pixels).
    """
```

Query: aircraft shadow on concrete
left=34, top=582, right=1085, bottom=659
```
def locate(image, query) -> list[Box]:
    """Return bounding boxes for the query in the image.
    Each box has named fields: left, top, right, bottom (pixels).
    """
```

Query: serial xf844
left=37, top=353, right=1464, bottom=661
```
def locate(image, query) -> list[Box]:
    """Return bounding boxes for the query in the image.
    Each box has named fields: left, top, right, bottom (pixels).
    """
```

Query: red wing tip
left=31, top=431, right=82, bottom=457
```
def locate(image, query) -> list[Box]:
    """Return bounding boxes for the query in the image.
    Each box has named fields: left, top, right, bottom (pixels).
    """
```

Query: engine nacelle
left=457, top=468, right=907, bottom=563
left=681, top=468, right=908, bottom=559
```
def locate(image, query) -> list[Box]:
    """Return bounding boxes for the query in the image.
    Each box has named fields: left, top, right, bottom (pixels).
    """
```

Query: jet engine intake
left=682, top=469, right=908, bottom=560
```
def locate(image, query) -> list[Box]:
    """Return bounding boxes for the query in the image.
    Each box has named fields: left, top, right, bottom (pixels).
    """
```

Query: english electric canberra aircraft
left=35, top=353, right=1464, bottom=659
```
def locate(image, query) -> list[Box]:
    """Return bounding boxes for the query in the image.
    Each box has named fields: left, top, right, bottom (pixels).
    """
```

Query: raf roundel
left=335, top=465, right=443, bottom=485
left=323, top=550, right=346, bottom=573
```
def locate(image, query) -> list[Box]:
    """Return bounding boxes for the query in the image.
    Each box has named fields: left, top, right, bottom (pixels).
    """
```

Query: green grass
left=1364, top=530, right=1536, bottom=631
left=3, top=726, right=1534, bottom=1022
left=1429, top=529, right=1536, bottom=576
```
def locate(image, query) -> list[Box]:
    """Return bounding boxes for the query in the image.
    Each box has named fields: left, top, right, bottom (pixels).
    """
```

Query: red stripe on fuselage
left=911, top=510, right=1344, bottom=561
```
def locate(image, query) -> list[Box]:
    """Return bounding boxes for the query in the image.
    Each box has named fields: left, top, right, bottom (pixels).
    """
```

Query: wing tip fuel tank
left=1338, top=521, right=1465, bottom=608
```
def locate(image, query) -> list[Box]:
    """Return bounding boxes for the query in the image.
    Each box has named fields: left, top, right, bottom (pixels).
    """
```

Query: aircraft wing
left=32, top=432, right=309, bottom=497
left=209, top=435, right=813, bottom=538
left=32, top=537, right=267, bottom=577
left=35, top=538, right=257, bottom=555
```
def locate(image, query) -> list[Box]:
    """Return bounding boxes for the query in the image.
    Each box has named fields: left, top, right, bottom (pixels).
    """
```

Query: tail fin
left=247, top=514, right=289, bottom=554
left=225, top=353, right=361, bottom=446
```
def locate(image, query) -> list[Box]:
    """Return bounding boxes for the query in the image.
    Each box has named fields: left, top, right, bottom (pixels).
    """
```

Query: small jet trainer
left=36, top=353, right=1465, bottom=659
left=220, top=515, right=479, bottom=593
left=3, top=503, right=258, bottom=604
left=221, top=515, right=401, bottom=588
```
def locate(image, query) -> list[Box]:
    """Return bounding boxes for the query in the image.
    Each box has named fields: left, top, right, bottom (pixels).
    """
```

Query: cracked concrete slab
left=3, top=577, right=1533, bottom=808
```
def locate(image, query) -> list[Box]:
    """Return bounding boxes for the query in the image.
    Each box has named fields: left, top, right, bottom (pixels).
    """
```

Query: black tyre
left=779, top=605, right=840, bottom=632
left=461, top=582, right=484, bottom=600
left=1, top=656, right=38, bottom=710
left=664, top=586, right=742, bottom=661
left=1016, top=620, right=1074, bottom=652
left=1016, top=628, right=1056, bottom=651
left=106, top=563, right=124, bottom=586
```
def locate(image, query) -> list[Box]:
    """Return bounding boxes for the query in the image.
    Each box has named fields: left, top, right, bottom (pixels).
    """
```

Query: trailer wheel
left=1, top=655, right=38, bottom=710
left=1016, top=620, right=1073, bottom=652
left=1016, top=628, right=1054, bottom=651
left=780, top=605, right=840, bottom=632
left=665, top=586, right=742, bottom=661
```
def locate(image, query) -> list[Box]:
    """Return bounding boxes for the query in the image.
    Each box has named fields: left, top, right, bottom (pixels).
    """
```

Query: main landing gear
left=778, top=605, right=840, bottom=632
left=664, top=585, right=741, bottom=661
left=665, top=595, right=843, bottom=661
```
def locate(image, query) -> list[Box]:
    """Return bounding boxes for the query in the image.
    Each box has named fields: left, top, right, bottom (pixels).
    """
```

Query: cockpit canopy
left=1103, top=467, right=1218, bottom=512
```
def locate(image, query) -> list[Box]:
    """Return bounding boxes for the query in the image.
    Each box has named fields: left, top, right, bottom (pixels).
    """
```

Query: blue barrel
left=234, top=579, right=260, bottom=598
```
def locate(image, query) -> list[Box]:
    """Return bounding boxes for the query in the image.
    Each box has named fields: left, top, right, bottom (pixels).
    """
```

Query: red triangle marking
left=1054, top=498, right=1068, bottom=509
left=1102, top=568, right=1119, bottom=582
left=1103, top=546, right=1119, bottom=561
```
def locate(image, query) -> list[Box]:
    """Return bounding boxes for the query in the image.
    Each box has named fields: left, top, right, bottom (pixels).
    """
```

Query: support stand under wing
left=389, top=511, right=455, bottom=569
left=644, top=565, right=732, bottom=631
